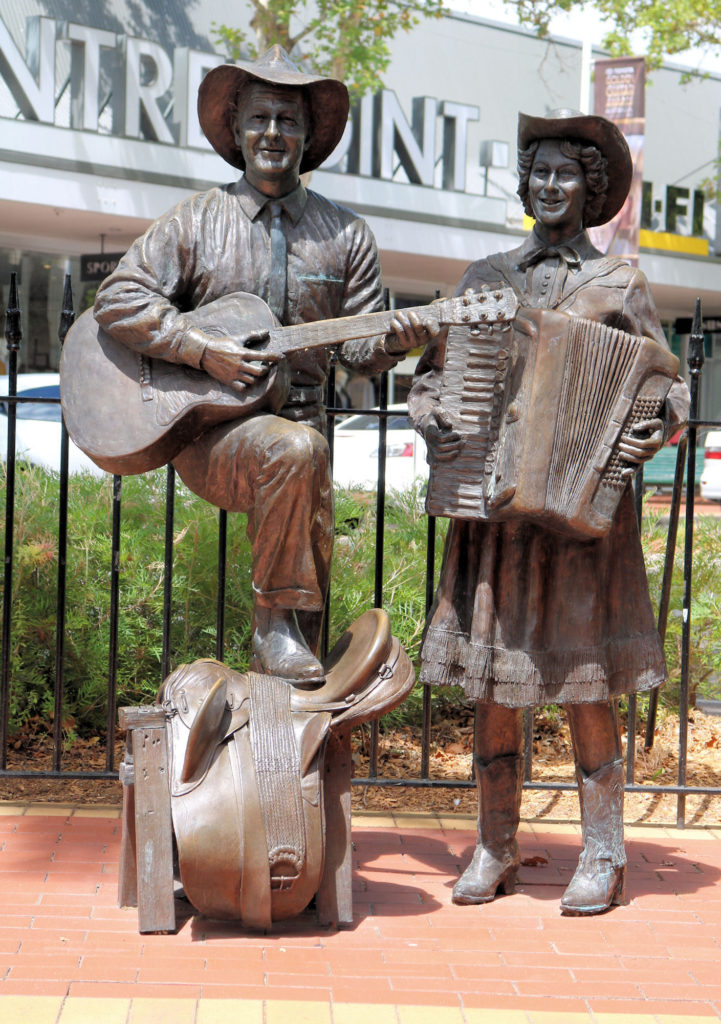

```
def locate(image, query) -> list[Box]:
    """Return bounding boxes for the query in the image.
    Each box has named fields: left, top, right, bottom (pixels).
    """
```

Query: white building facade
left=1, top=1, right=720, bottom=411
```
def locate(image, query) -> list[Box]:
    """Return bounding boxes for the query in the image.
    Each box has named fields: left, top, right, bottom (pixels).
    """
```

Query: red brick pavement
left=0, top=808, right=720, bottom=1019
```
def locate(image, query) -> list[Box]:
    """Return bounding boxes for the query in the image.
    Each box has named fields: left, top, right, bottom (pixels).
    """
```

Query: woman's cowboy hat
left=198, top=45, right=349, bottom=174
left=518, top=109, right=633, bottom=226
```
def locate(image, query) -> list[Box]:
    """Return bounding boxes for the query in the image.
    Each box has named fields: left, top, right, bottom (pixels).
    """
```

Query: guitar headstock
left=435, top=288, right=519, bottom=328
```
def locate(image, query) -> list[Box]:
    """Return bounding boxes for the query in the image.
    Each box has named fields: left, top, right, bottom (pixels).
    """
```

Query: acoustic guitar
left=59, top=288, right=518, bottom=476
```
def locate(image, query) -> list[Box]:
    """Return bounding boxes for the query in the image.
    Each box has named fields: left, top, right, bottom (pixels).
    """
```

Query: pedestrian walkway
left=1, top=802, right=720, bottom=1022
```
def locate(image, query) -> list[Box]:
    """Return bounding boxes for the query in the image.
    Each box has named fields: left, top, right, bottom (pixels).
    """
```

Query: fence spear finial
left=59, top=274, right=75, bottom=346
left=4, top=272, right=21, bottom=353
left=688, top=297, right=705, bottom=376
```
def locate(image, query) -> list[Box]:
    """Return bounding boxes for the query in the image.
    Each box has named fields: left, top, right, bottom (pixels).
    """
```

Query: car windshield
left=0, top=386, right=61, bottom=422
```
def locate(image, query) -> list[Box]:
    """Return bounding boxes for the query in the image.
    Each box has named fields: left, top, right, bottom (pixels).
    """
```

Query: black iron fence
left=1, top=274, right=719, bottom=826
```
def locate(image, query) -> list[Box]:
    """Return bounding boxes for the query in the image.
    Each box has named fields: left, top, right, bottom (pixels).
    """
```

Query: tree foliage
left=214, top=0, right=721, bottom=93
left=212, top=0, right=444, bottom=97
left=508, top=0, right=721, bottom=72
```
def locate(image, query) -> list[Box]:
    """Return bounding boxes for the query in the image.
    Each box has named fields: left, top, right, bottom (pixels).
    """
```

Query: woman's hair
left=517, top=138, right=608, bottom=225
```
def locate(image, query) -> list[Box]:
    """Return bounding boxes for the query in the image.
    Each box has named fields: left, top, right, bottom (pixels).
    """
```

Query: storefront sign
left=0, top=14, right=479, bottom=193
left=0, top=12, right=710, bottom=242
left=80, top=253, right=125, bottom=281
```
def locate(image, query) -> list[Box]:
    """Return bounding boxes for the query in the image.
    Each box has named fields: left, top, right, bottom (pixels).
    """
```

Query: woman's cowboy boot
left=561, top=757, right=627, bottom=915
left=452, top=753, right=523, bottom=905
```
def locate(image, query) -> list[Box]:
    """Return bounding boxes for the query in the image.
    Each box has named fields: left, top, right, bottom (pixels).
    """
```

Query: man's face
left=234, top=83, right=309, bottom=195
left=528, top=139, right=586, bottom=238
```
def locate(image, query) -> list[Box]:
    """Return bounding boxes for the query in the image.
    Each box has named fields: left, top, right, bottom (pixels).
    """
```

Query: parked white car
left=332, top=404, right=428, bottom=491
left=0, top=374, right=106, bottom=477
left=700, top=430, right=721, bottom=500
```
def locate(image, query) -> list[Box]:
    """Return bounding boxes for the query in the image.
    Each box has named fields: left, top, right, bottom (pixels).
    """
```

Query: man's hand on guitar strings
left=422, top=409, right=463, bottom=463
left=617, top=417, right=664, bottom=469
left=199, top=331, right=279, bottom=391
left=385, top=310, right=440, bottom=355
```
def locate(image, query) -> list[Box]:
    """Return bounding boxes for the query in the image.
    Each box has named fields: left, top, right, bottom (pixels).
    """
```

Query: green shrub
left=0, top=466, right=718, bottom=737
left=641, top=500, right=721, bottom=710
left=0, top=469, right=448, bottom=735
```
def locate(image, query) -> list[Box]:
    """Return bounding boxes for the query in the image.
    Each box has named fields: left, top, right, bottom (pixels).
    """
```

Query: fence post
left=645, top=432, right=688, bottom=749
left=52, top=275, right=74, bottom=770
left=1, top=274, right=21, bottom=769
left=161, top=465, right=176, bottom=680
left=216, top=509, right=227, bottom=661
left=623, top=468, right=648, bottom=782
left=677, top=299, right=704, bottom=828
left=421, top=515, right=435, bottom=779
left=107, top=473, right=123, bottom=771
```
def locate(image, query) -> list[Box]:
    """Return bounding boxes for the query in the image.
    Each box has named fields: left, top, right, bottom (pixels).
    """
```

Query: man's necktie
left=268, top=201, right=287, bottom=320
left=516, top=245, right=582, bottom=273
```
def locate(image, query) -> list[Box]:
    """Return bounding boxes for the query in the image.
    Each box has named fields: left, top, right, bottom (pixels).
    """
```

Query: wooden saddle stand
left=118, top=609, right=413, bottom=933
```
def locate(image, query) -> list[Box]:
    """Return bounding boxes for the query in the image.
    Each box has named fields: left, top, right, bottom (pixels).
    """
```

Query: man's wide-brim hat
left=198, top=45, right=349, bottom=174
left=518, top=109, right=633, bottom=227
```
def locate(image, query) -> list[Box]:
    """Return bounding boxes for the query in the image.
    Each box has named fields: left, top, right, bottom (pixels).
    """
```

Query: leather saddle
left=156, top=609, right=413, bottom=928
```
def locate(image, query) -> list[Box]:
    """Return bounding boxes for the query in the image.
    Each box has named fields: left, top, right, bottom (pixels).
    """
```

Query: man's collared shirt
left=94, top=175, right=393, bottom=387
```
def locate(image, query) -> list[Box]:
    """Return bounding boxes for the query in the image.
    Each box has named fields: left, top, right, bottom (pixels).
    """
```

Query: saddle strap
left=248, top=672, right=306, bottom=882
left=231, top=728, right=272, bottom=929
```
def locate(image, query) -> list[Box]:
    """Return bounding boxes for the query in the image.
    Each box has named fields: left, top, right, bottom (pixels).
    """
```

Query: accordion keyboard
left=426, top=322, right=512, bottom=518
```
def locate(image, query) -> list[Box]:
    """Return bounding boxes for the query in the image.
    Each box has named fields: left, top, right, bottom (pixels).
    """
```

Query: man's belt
left=286, top=386, right=325, bottom=406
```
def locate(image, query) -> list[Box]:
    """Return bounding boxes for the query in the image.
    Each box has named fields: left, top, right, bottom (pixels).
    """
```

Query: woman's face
left=528, top=139, right=586, bottom=239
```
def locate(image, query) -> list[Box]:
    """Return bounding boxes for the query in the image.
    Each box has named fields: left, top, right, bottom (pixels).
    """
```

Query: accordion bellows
left=425, top=308, right=680, bottom=538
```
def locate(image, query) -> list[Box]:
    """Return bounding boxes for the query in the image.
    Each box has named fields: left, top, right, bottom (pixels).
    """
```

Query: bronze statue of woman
left=409, top=110, right=690, bottom=916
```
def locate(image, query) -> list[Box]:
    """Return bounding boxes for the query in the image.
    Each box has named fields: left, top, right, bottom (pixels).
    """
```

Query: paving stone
left=0, top=806, right=720, bottom=1020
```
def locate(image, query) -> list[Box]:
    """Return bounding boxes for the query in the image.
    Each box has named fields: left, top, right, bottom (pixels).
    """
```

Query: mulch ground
left=1, top=705, right=719, bottom=827
left=352, top=706, right=721, bottom=827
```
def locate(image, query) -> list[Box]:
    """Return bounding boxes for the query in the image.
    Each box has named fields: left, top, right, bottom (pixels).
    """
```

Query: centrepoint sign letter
left=0, top=13, right=481, bottom=193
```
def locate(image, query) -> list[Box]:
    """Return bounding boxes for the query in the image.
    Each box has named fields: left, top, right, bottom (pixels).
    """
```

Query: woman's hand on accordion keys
left=421, top=409, right=463, bottom=464
left=617, top=417, right=664, bottom=472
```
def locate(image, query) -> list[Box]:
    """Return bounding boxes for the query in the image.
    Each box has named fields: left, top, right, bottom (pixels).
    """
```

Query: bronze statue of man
left=94, top=46, right=430, bottom=684
left=409, top=110, right=689, bottom=916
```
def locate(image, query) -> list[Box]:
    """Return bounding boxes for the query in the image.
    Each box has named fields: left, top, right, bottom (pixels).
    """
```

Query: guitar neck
left=266, top=305, right=422, bottom=358
left=263, top=289, right=518, bottom=359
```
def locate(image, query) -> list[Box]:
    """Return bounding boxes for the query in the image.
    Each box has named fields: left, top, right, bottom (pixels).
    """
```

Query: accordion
left=425, top=307, right=680, bottom=539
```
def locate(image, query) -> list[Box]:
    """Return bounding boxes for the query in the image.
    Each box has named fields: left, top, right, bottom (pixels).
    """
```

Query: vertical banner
left=590, top=56, right=645, bottom=265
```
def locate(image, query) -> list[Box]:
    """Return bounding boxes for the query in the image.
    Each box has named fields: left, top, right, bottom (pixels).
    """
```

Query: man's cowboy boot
left=452, top=753, right=523, bottom=905
left=253, top=606, right=324, bottom=683
left=561, top=757, right=627, bottom=915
